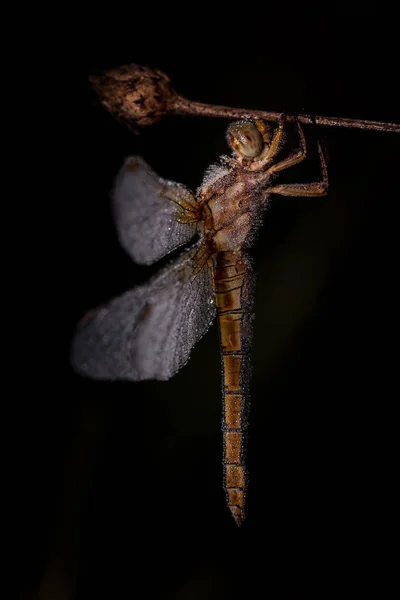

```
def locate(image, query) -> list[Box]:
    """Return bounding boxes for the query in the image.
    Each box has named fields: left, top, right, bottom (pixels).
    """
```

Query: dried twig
left=90, top=63, right=400, bottom=134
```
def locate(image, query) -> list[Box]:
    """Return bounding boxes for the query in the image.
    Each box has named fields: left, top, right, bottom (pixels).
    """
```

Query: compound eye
left=227, top=121, right=263, bottom=159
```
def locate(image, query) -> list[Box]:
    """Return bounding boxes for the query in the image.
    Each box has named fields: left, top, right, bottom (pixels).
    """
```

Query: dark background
left=24, top=8, right=399, bottom=599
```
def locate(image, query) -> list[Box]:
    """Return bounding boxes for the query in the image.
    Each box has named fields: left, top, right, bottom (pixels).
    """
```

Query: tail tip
left=230, top=506, right=246, bottom=527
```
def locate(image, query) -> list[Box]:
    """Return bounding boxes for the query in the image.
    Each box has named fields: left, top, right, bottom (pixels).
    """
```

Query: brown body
left=194, top=118, right=328, bottom=525
left=212, top=251, right=252, bottom=525
left=198, top=165, right=271, bottom=525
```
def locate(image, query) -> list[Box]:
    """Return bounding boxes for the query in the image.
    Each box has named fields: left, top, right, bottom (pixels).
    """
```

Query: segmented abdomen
left=213, top=251, right=254, bottom=526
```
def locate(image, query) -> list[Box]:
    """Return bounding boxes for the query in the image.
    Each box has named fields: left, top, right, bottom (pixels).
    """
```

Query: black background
left=24, top=7, right=399, bottom=599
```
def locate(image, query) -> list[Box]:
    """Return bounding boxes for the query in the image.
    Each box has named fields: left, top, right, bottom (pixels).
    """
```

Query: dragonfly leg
left=250, top=114, right=286, bottom=170
left=254, top=118, right=273, bottom=144
left=265, top=119, right=308, bottom=175
left=262, top=113, right=286, bottom=161
left=269, top=140, right=329, bottom=197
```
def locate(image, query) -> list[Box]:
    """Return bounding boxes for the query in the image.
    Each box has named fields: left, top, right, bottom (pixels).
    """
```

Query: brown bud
left=89, top=63, right=177, bottom=128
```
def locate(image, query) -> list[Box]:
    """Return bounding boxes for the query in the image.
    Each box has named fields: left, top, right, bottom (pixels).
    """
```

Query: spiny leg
left=263, top=113, right=286, bottom=162
left=254, top=119, right=272, bottom=144
left=250, top=114, right=286, bottom=171
left=265, top=119, right=308, bottom=175
left=269, top=140, right=329, bottom=197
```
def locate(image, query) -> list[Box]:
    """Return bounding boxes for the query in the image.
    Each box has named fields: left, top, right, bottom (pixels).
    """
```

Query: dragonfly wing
left=70, top=245, right=215, bottom=381
left=113, top=156, right=199, bottom=265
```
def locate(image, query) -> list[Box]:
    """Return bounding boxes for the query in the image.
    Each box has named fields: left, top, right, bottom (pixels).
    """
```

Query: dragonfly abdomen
left=213, top=251, right=253, bottom=526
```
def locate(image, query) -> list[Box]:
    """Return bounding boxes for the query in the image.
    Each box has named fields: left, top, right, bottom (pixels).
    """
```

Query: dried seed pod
left=90, top=63, right=177, bottom=128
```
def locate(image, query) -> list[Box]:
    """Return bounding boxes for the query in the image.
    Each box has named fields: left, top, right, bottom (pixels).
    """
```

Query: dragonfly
left=71, top=115, right=328, bottom=526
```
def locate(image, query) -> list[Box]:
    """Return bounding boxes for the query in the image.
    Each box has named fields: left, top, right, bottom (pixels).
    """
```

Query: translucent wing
left=70, top=245, right=215, bottom=381
left=113, top=156, right=199, bottom=265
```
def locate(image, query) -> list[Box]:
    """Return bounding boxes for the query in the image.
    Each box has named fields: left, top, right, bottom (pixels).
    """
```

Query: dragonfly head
left=227, top=120, right=264, bottom=160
